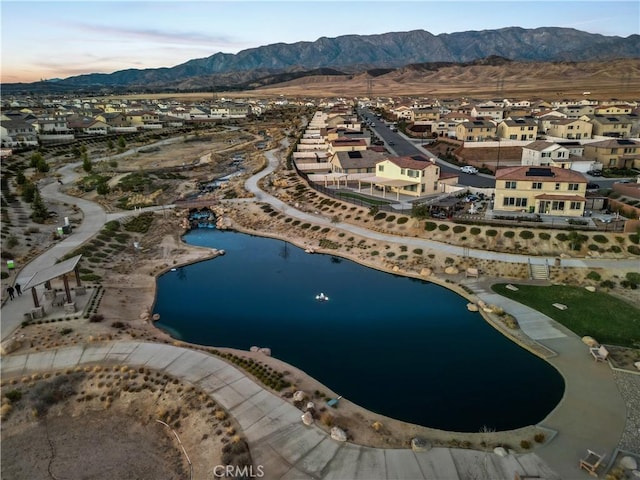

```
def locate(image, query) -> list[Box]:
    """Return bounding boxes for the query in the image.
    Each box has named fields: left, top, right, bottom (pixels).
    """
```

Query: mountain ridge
left=3, top=27, right=639, bottom=94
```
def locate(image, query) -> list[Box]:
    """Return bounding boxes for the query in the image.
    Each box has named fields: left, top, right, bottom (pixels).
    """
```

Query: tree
left=106, top=139, right=114, bottom=151
left=30, top=188, right=48, bottom=223
left=15, top=171, right=26, bottom=185
left=411, top=201, right=430, bottom=220
left=30, top=152, right=43, bottom=168
left=96, top=180, right=110, bottom=195
left=21, top=181, right=36, bottom=203
left=117, top=136, right=126, bottom=152
left=82, top=153, right=92, bottom=173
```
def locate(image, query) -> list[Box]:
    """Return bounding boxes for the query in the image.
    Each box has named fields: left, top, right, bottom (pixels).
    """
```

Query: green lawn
left=491, top=284, right=640, bottom=348
left=335, top=192, right=391, bottom=206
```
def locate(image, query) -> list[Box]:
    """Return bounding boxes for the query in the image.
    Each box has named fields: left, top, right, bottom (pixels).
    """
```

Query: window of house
left=401, top=168, right=405, bottom=175
left=505, top=181, right=517, bottom=189
left=568, top=183, right=579, bottom=191
left=532, top=182, right=542, bottom=189
left=555, top=183, right=561, bottom=190
left=570, top=201, right=582, bottom=209
left=503, top=197, right=528, bottom=207
left=509, top=134, right=517, bottom=140
left=568, top=125, right=574, bottom=130
left=551, top=201, right=565, bottom=210
left=378, top=165, right=384, bottom=172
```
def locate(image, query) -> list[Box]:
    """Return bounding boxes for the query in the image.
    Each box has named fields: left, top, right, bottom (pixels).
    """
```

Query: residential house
left=521, top=141, right=571, bottom=168
left=455, top=120, right=496, bottom=142
left=546, top=118, right=592, bottom=140
left=358, top=155, right=442, bottom=199
left=95, top=112, right=128, bottom=129
left=413, top=107, right=440, bottom=122
left=471, top=105, right=504, bottom=122
left=67, top=117, right=109, bottom=136
left=583, top=138, right=640, bottom=169
left=330, top=150, right=386, bottom=174
left=559, top=104, right=595, bottom=118
left=495, top=166, right=587, bottom=216
left=594, top=104, right=634, bottom=116
left=329, top=137, right=368, bottom=153
left=497, top=117, right=538, bottom=141
left=0, top=117, right=39, bottom=147
left=586, top=115, right=633, bottom=138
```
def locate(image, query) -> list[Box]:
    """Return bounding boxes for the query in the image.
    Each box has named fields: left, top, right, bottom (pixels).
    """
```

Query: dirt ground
left=2, top=119, right=639, bottom=474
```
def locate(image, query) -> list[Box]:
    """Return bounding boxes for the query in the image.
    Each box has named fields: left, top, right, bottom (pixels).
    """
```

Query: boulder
left=631, top=470, right=640, bottom=478
left=621, top=456, right=638, bottom=470
left=258, top=347, right=271, bottom=356
left=585, top=286, right=596, bottom=292
left=249, top=346, right=259, bottom=352
left=293, top=390, right=306, bottom=402
left=392, top=266, right=400, bottom=272
left=411, top=437, right=432, bottom=452
left=444, top=266, right=458, bottom=275
left=635, top=361, right=640, bottom=371
left=330, top=427, right=347, bottom=442
left=582, top=336, right=599, bottom=347
left=493, top=447, right=508, bottom=457
left=466, top=303, right=479, bottom=312
left=0, top=337, right=22, bottom=356
left=301, top=411, right=313, bottom=426
left=420, top=268, right=432, bottom=277
left=306, top=402, right=315, bottom=411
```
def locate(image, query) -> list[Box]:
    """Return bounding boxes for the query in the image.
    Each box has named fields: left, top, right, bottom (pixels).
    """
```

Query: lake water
left=154, top=229, right=564, bottom=432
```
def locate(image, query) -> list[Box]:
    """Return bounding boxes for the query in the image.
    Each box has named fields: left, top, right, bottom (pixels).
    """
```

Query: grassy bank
left=491, top=284, right=640, bottom=348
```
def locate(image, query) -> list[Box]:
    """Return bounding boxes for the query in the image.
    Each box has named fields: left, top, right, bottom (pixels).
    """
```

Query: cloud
left=66, top=21, right=249, bottom=50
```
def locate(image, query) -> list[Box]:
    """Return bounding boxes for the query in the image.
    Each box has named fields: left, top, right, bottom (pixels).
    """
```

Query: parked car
left=586, top=183, right=600, bottom=191
left=460, top=166, right=479, bottom=174
left=388, top=141, right=395, bottom=146
left=587, top=169, right=603, bottom=176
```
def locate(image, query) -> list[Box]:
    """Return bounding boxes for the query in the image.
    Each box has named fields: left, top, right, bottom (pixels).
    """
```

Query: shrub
left=413, top=248, right=423, bottom=255
left=588, top=244, right=600, bottom=251
left=586, top=271, right=601, bottom=281
left=628, top=245, right=640, bottom=255
left=599, top=280, right=616, bottom=289
left=438, top=224, right=449, bottom=231
left=397, top=217, right=409, bottom=225
left=5, top=390, right=22, bottom=403
left=555, top=233, right=568, bottom=242
left=452, top=226, right=466, bottom=234
left=519, top=230, right=534, bottom=240
left=89, top=314, right=104, bottom=323
left=539, top=232, right=551, bottom=240
left=504, top=231, right=515, bottom=238
left=534, top=433, right=546, bottom=443
left=626, top=272, right=640, bottom=284
left=520, top=440, right=532, bottom=449
left=374, top=212, right=386, bottom=221
left=470, top=227, right=481, bottom=235
left=592, top=234, right=608, bottom=244
left=609, top=245, right=622, bottom=253
left=424, top=222, right=437, bottom=231
left=60, top=328, right=73, bottom=336
left=111, top=321, right=125, bottom=329
left=386, top=215, right=396, bottom=222
left=620, top=280, right=638, bottom=290
left=486, top=229, right=498, bottom=237
left=629, top=233, right=639, bottom=245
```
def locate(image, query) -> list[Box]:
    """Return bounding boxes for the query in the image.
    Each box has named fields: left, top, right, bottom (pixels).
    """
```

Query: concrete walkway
left=0, top=342, right=561, bottom=480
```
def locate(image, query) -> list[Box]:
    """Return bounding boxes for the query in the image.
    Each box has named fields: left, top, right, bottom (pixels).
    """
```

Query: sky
left=1, top=0, right=638, bottom=83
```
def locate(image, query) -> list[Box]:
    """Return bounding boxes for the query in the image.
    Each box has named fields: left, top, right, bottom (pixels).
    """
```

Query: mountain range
left=4, top=27, right=639, bottom=94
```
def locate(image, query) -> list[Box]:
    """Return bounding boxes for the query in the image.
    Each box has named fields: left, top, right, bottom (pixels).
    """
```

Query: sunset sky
left=1, top=0, right=638, bottom=83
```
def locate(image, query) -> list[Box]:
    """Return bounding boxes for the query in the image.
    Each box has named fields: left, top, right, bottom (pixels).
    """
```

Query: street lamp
left=496, top=136, right=501, bottom=174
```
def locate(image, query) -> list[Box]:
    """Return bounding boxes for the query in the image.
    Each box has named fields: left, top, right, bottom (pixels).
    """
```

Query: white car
left=460, top=166, right=479, bottom=174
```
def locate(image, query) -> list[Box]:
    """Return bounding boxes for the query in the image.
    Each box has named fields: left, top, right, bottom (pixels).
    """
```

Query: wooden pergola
left=21, top=255, right=83, bottom=308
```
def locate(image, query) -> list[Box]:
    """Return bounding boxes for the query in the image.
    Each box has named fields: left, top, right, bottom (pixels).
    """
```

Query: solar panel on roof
left=347, top=151, right=362, bottom=158
left=411, top=155, right=428, bottom=162
left=618, top=139, right=635, bottom=145
left=607, top=117, right=619, bottom=121
left=526, top=167, right=554, bottom=177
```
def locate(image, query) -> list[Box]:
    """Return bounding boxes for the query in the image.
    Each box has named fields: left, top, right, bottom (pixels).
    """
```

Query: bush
left=592, top=234, right=608, bottom=244
left=5, top=390, right=22, bottom=403
left=520, top=440, right=532, bottom=449
left=534, top=433, right=545, bottom=443
left=374, top=212, right=386, bottom=221
left=620, top=280, right=638, bottom=289
left=486, top=229, right=497, bottom=237
left=386, top=215, right=396, bottom=222
left=539, top=232, right=551, bottom=240
left=504, top=231, right=515, bottom=238
left=630, top=233, right=639, bottom=245
left=438, top=224, right=449, bottom=231
left=628, top=245, right=640, bottom=255
left=413, top=248, right=423, bottom=255
left=519, top=230, right=534, bottom=240
left=470, top=227, right=481, bottom=235
left=556, top=233, right=568, bottom=242
left=452, top=226, right=466, bottom=234
left=600, top=280, right=616, bottom=289
left=397, top=217, right=409, bottom=225
left=586, top=271, right=601, bottom=281
left=588, top=244, right=600, bottom=251
left=424, top=222, right=437, bottom=232
left=89, top=314, right=104, bottom=323
left=626, top=272, right=640, bottom=284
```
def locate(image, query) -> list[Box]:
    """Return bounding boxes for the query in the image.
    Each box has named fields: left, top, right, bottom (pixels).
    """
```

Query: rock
left=301, top=411, right=313, bottom=426
left=293, top=390, right=306, bottom=402
left=306, top=402, right=315, bottom=411
left=152, top=313, right=160, bottom=321
left=444, top=266, right=458, bottom=275
left=635, top=361, right=640, bottom=371
left=506, top=284, right=519, bottom=291
left=585, top=286, right=596, bottom=292
left=493, top=447, right=508, bottom=457
left=250, top=346, right=259, bottom=352
left=139, top=312, right=150, bottom=320
left=582, top=336, right=599, bottom=347
left=411, top=437, right=432, bottom=452
left=621, top=456, right=638, bottom=470
left=258, top=347, right=271, bottom=356
left=0, top=337, right=22, bottom=356
left=330, top=427, right=347, bottom=442
left=477, top=300, right=487, bottom=308
left=631, top=470, right=640, bottom=478
left=466, top=303, right=479, bottom=312
left=420, top=268, right=432, bottom=277
left=392, top=266, right=400, bottom=272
